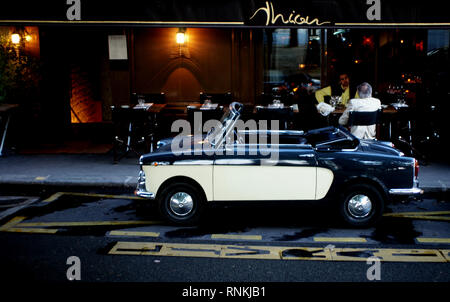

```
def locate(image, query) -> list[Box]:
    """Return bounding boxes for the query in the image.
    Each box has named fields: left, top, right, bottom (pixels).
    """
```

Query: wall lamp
left=176, top=28, right=186, bottom=44
left=10, top=29, right=32, bottom=45
left=11, top=33, right=21, bottom=44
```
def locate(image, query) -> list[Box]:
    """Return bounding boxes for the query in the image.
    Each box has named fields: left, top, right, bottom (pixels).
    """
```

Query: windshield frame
left=205, top=102, right=242, bottom=149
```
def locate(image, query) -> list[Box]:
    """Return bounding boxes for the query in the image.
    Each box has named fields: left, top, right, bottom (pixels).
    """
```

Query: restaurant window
left=263, top=28, right=323, bottom=103
left=425, top=29, right=449, bottom=99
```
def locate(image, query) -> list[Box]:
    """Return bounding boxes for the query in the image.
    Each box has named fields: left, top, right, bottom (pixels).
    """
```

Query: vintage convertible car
left=136, top=102, right=422, bottom=227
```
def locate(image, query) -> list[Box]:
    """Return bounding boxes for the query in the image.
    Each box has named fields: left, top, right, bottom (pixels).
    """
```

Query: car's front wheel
left=158, top=182, right=204, bottom=225
left=339, top=184, right=384, bottom=227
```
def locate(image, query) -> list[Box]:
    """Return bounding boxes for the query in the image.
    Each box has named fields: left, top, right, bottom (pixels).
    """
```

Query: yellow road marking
left=384, top=211, right=450, bottom=217
left=331, top=248, right=445, bottom=262
left=17, top=220, right=162, bottom=227
left=109, top=230, right=160, bottom=237
left=4, top=228, right=58, bottom=234
left=108, top=241, right=449, bottom=263
left=0, top=216, right=26, bottom=230
left=42, top=192, right=65, bottom=203
left=387, top=215, right=450, bottom=222
left=441, top=250, right=450, bottom=262
left=383, top=211, right=450, bottom=222
left=211, top=234, right=262, bottom=240
left=314, top=237, right=367, bottom=243
left=416, top=238, right=450, bottom=244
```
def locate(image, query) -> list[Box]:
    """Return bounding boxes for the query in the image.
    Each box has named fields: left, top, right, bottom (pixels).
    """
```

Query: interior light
left=11, top=33, right=21, bottom=44
left=25, top=35, right=32, bottom=42
left=176, top=28, right=186, bottom=44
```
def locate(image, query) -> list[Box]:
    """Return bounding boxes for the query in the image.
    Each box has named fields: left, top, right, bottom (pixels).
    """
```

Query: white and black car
left=136, top=102, right=422, bottom=227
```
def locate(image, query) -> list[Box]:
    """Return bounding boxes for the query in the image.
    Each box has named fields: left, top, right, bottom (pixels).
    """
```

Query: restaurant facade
left=0, top=0, right=449, bottom=159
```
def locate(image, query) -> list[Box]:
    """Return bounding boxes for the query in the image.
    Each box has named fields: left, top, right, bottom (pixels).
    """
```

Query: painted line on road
left=385, top=215, right=450, bottom=222
left=384, top=211, right=450, bottom=222
left=211, top=234, right=262, bottom=241
left=108, top=241, right=449, bottom=263
left=42, top=192, right=65, bottom=203
left=416, top=238, right=450, bottom=244
left=108, top=230, right=160, bottom=237
left=3, top=227, right=58, bottom=234
left=0, top=216, right=58, bottom=234
left=384, top=211, right=450, bottom=217
left=16, top=220, right=163, bottom=227
left=313, top=237, right=367, bottom=243
left=0, top=216, right=26, bottom=230
left=441, top=250, right=450, bottom=262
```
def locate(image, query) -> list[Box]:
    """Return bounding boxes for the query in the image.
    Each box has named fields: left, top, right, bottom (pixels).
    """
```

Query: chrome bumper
left=388, top=187, right=424, bottom=195
left=134, top=170, right=156, bottom=199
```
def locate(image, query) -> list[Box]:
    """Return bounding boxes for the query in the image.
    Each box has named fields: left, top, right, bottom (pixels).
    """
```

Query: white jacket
left=339, top=97, right=382, bottom=140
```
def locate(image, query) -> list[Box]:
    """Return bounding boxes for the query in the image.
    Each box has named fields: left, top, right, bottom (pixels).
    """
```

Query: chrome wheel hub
left=169, top=192, right=194, bottom=216
left=347, top=194, right=372, bottom=218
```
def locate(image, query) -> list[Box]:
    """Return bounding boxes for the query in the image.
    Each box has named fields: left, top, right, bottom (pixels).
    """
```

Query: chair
left=111, top=105, right=152, bottom=163
left=199, top=92, right=232, bottom=106
left=348, top=109, right=382, bottom=139
left=348, top=109, right=382, bottom=126
left=187, top=106, right=223, bottom=135
left=255, top=107, right=294, bottom=130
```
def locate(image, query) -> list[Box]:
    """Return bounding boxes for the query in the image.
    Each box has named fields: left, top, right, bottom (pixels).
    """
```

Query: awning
left=0, top=0, right=449, bottom=28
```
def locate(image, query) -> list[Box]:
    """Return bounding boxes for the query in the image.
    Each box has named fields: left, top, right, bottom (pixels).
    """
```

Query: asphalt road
left=0, top=189, right=449, bottom=297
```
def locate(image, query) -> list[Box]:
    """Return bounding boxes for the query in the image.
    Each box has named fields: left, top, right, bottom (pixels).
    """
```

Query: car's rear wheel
left=158, top=182, right=204, bottom=225
left=339, top=184, right=384, bottom=227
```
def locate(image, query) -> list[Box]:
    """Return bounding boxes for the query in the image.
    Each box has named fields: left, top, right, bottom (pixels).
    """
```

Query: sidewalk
left=0, top=154, right=140, bottom=193
left=0, top=153, right=448, bottom=194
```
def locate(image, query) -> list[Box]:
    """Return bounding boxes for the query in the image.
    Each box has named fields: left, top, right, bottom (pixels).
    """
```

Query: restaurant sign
left=0, top=0, right=449, bottom=27
left=248, top=1, right=332, bottom=26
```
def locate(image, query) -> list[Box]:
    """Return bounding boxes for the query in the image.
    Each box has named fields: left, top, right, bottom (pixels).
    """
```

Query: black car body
left=136, top=102, right=422, bottom=227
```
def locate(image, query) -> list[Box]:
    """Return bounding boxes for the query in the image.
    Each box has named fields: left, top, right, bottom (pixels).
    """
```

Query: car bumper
left=134, top=170, right=156, bottom=199
left=388, top=187, right=424, bottom=195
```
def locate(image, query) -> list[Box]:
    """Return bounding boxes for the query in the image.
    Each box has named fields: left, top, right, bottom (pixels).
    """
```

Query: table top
left=331, top=105, right=397, bottom=115
left=254, top=105, right=299, bottom=113
left=133, top=103, right=166, bottom=113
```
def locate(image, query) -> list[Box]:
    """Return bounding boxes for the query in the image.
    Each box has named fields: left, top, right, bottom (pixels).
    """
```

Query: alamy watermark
left=66, top=256, right=81, bottom=281
left=170, top=112, right=280, bottom=164
left=366, top=256, right=381, bottom=281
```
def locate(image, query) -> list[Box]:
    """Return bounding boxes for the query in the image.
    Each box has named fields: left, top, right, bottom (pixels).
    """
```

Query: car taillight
left=414, top=159, right=419, bottom=179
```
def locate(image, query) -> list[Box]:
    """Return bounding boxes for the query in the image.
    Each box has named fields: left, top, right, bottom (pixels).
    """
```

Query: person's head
left=339, top=73, right=350, bottom=89
left=357, top=82, right=373, bottom=98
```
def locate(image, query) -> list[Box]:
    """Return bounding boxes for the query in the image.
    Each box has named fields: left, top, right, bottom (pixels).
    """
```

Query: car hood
left=140, top=135, right=211, bottom=165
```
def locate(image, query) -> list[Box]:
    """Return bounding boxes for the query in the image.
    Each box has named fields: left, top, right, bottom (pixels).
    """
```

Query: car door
left=213, top=143, right=318, bottom=201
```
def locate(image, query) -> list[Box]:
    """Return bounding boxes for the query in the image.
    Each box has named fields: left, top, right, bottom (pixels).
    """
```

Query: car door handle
left=298, top=154, right=315, bottom=158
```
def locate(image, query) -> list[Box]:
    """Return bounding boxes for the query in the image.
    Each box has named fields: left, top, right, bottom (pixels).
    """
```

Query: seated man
left=339, top=82, right=381, bottom=140
left=315, top=72, right=358, bottom=107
